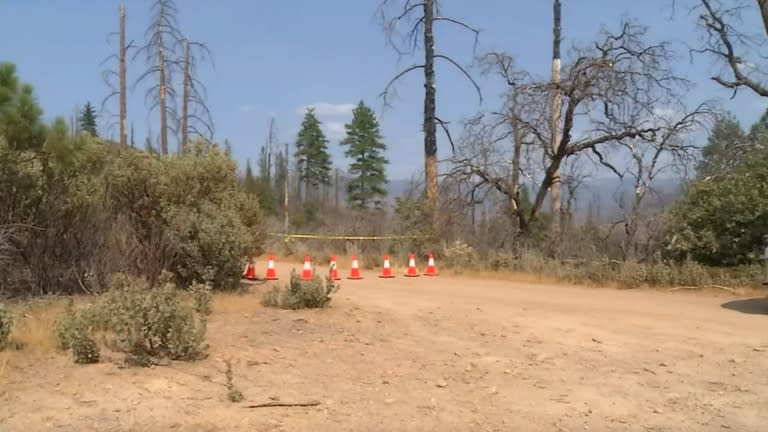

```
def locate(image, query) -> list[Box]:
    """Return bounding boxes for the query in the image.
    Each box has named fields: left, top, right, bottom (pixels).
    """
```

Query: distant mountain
left=334, top=173, right=685, bottom=222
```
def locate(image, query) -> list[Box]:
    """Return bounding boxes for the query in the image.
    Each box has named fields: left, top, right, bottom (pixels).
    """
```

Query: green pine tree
left=144, top=135, right=157, bottom=154
left=273, top=150, right=287, bottom=210
left=256, top=145, right=276, bottom=214
left=340, top=101, right=389, bottom=209
left=295, top=108, right=332, bottom=201
left=78, top=101, right=98, bottom=137
left=697, top=113, right=747, bottom=178
left=243, top=159, right=258, bottom=194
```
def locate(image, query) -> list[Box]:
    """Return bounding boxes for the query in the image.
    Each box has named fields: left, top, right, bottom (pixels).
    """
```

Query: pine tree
left=78, top=101, right=98, bottom=137
left=697, top=113, right=747, bottom=178
left=255, top=145, right=276, bottom=214
left=340, top=101, right=389, bottom=209
left=273, top=150, right=287, bottom=211
left=243, top=159, right=258, bottom=194
left=144, top=136, right=157, bottom=154
left=295, top=108, right=332, bottom=200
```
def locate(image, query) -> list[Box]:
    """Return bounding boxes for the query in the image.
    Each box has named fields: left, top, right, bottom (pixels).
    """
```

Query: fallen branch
left=243, top=400, right=321, bottom=409
left=668, top=285, right=738, bottom=294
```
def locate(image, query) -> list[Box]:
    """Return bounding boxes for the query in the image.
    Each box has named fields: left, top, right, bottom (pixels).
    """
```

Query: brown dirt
left=1, top=262, right=767, bottom=431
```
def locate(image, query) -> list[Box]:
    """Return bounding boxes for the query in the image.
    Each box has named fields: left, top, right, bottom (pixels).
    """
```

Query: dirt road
left=1, top=263, right=766, bottom=431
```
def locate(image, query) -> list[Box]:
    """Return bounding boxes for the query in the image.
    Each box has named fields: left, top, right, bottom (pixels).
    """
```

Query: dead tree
left=450, top=21, right=711, bottom=244
left=691, top=0, right=768, bottom=98
left=179, top=37, right=214, bottom=152
left=100, top=5, right=131, bottom=146
left=550, top=0, right=564, bottom=241
left=378, top=0, right=482, bottom=224
left=608, top=106, right=712, bottom=260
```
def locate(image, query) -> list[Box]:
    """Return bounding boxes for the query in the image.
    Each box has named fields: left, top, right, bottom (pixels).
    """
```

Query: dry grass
left=4, top=297, right=74, bottom=353
left=212, top=289, right=265, bottom=315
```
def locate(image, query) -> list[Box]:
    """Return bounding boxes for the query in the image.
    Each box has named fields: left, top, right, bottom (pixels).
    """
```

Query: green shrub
left=54, top=299, right=77, bottom=350
left=99, top=273, right=208, bottom=364
left=0, top=303, right=12, bottom=350
left=262, top=270, right=340, bottom=310
left=70, top=321, right=100, bottom=364
left=191, top=282, right=213, bottom=317
left=54, top=272, right=208, bottom=366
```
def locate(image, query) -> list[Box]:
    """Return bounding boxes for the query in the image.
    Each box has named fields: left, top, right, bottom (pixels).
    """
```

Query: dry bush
left=262, top=270, right=340, bottom=310
left=442, top=240, right=478, bottom=272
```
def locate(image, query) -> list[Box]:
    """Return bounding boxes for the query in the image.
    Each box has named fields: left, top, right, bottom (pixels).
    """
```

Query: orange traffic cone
left=329, top=255, right=341, bottom=281
left=425, top=252, right=438, bottom=276
left=243, top=261, right=256, bottom=280
left=404, top=253, right=419, bottom=277
left=347, top=255, right=362, bottom=280
left=265, top=254, right=278, bottom=280
left=379, top=254, right=395, bottom=278
left=301, top=255, right=313, bottom=280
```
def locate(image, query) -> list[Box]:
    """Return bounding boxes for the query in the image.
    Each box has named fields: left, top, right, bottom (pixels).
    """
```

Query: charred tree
left=379, top=0, right=482, bottom=225
left=100, top=4, right=132, bottom=146
left=179, top=37, right=213, bottom=152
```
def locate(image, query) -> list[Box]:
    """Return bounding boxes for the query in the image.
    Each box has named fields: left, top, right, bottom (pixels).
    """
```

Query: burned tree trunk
left=422, top=0, right=438, bottom=220
left=550, top=0, right=563, bottom=246
left=181, top=38, right=190, bottom=153
left=380, top=0, right=482, bottom=228
left=119, top=5, right=127, bottom=147
left=157, top=24, right=169, bottom=155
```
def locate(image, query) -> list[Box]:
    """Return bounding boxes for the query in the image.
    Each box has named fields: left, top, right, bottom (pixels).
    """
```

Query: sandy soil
left=1, top=262, right=767, bottom=432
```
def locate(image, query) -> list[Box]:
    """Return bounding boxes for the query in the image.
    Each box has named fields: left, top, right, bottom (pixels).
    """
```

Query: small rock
left=753, top=347, right=765, bottom=352
left=384, top=398, right=395, bottom=404
left=653, top=408, right=663, bottom=414
left=272, top=347, right=281, bottom=352
left=488, top=386, right=498, bottom=395
left=436, top=380, right=448, bottom=388
left=728, top=358, right=738, bottom=363
left=591, top=338, right=602, bottom=344
left=659, top=362, right=669, bottom=367
left=504, top=369, right=512, bottom=375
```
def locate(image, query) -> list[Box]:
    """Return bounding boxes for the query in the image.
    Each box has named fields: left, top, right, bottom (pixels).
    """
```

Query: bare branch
left=434, top=54, right=483, bottom=104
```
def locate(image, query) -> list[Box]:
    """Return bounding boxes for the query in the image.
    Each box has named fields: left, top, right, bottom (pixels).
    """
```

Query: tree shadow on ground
left=720, top=297, right=768, bottom=315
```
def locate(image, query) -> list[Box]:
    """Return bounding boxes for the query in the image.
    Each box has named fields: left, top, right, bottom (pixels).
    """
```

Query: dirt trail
left=1, top=263, right=766, bottom=431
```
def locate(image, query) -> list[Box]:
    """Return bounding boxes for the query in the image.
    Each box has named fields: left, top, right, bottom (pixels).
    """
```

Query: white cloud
left=323, top=122, right=346, bottom=141
left=295, top=102, right=357, bottom=141
left=297, top=102, right=355, bottom=117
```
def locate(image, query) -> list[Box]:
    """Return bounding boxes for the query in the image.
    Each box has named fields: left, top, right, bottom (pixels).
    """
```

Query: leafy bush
left=70, top=319, right=100, bottom=364
left=262, top=270, right=340, bottom=310
left=0, top=303, right=12, bottom=350
left=99, top=272, right=208, bottom=364
left=54, top=272, right=209, bottom=366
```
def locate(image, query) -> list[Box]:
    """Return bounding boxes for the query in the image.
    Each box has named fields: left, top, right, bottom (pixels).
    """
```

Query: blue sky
left=2, top=0, right=766, bottom=180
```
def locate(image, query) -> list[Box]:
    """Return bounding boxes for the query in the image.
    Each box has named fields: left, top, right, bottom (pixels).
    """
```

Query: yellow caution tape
left=267, top=232, right=430, bottom=240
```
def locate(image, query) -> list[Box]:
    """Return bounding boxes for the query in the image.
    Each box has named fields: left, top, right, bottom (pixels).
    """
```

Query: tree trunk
left=181, top=38, right=190, bottom=153
left=157, top=24, right=168, bottom=155
left=423, top=0, right=438, bottom=224
left=550, top=0, right=563, bottom=246
left=510, top=84, right=525, bottom=232
left=119, top=5, right=128, bottom=147
left=284, top=143, right=290, bottom=231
